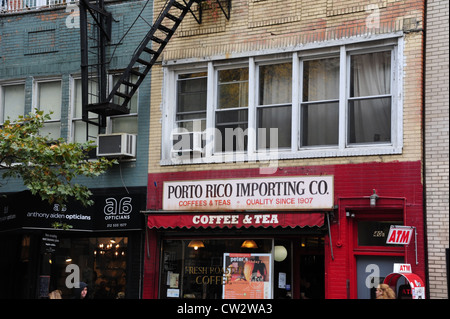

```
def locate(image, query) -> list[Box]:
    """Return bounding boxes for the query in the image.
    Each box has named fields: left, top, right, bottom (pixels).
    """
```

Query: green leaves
left=1, top=110, right=117, bottom=208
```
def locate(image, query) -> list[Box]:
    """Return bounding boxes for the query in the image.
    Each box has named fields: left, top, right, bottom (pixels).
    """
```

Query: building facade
left=424, top=0, right=449, bottom=299
left=0, top=0, right=151, bottom=299
left=142, top=0, right=427, bottom=299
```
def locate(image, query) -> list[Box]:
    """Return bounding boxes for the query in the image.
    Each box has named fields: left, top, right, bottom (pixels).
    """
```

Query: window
left=35, top=80, right=62, bottom=140
left=258, top=62, right=292, bottom=150
left=72, top=78, right=99, bottom=143
left=110, top=74, right=138, bottom=135
left=1, top=83, right=25, bottom=124
left=301, top=58, right=339, bottom=147
left=70, top=73, right=139, bottom=143
left=162, top=38, right=402, bottom=164
left=349, top=51, right=392, bottom=144
left=215, top=67, right=249, bottom=152
left=176, top=72, right=207, bottom=132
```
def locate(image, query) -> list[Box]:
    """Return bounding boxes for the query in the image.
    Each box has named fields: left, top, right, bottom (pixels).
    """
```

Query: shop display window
left=159, top=237, right=324, bottom=299
left=44, top=236, right=128, bottom=299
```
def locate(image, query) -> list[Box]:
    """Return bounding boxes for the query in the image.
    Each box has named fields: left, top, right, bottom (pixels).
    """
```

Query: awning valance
left=145, top=211, right=325, bottom=229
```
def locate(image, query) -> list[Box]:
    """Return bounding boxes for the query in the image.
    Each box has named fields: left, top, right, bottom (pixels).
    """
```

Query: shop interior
left=41, top=236, right=128, bottom=299
left=159, top=235, right=325, bottom=299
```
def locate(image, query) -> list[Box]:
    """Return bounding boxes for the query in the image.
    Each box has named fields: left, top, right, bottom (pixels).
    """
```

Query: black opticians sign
left=0, top=190, right=145, bottom=232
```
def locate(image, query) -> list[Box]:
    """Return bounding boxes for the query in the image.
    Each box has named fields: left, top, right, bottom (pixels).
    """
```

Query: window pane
left=215, top=109, right=248, bottom=152
left=259, top=63, right=292, bottom=105
left=351, top=51, right=391, bottom=97
left=218, top=68, right=248, bottom=109
left=38, top=81, right=61, bottom=119
left=258, top=105, right=291, bottom=149
left=112, top=116, right=138, bottom=135
left=39, top=122, right=60, bottom=140
left=112, top=75, right=138, bottom=113
left=176, top=73, right=207, bottom=132
left=73, top=121, right=98, bottom=143
left=303, top=58, right=339, bottom=102
left=348, top=97, right=391, bottom=144
left=177, top=73, right=207, bottom=113
left=301, top=102, right=339, bottom=147
left=2, top=84, right=25, bottom=122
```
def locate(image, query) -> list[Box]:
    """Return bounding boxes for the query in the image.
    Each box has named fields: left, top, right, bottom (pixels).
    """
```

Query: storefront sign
left=147, top=212, right=324, bottom=229
left=386, top=225, right=414, bottom=245
left=163, top=176, right=334, bottom=211
left=222, top=253, right=272, bottom=299
left=0, top=189, right=145, bottom=232
left=393, top=263, right=412, bottom=273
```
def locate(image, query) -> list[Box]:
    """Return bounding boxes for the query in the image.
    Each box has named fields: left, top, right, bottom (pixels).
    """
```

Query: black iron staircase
left=80, top=0, right=231, bottom=128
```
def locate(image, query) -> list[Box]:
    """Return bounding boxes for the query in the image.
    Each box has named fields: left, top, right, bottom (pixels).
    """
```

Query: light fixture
left=65, top=256, right=72, bottom=263
left=370, top=189, right=379, bottom=207
left=188, top=240, right=205, bottom=250
left=241, top=240, right=258, bottom=249
left=274, top=245, right=288, bottom=262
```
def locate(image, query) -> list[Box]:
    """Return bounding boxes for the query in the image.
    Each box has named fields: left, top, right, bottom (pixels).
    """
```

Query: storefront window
left=160, top=238, right=273, bottom=299
left=45, top=236, right=128, bottom=299
left=159, top=237, right=325, bottom=299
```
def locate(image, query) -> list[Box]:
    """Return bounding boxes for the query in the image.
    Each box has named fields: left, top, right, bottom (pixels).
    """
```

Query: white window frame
left=161, top=36, right=404, bottom=165
left=68, top=73, right=140, bottom=142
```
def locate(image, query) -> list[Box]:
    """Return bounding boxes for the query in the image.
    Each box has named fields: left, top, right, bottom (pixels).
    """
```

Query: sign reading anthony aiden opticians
left=163, top=176, right=334, bottom=211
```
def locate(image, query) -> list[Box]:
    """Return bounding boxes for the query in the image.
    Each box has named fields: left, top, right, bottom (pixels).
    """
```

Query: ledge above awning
left=144, top=211, right=325, bottom=229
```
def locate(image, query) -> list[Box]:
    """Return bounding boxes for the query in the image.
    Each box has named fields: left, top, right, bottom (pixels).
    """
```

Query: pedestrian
left=72, top=282, right=88, bottom=299
left=375, top=283, right=396, bottom=299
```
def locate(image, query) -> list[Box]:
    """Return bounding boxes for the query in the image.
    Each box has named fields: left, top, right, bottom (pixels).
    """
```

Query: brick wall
left=0, top=1, right=152, bottom=192
left=148, top=0, right=425, bottom=174
left=425, top=0, right=449, bottom=299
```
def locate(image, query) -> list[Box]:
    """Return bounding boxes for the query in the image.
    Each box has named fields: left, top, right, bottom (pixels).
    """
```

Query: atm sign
left=386, top=226, right=414, bottom=245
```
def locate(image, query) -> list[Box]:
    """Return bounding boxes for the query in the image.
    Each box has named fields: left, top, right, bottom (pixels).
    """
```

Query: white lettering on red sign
left=192, top=214, right=279, bottom=226
left=393, top=263, right=412, bottom=273
left=386, top=226, right=414, bottom=245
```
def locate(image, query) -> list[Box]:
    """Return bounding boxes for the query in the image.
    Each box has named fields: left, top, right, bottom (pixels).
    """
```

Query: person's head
left=73, top=282, right=88, bottom=299
left=376, top=284, right=396, bottom=299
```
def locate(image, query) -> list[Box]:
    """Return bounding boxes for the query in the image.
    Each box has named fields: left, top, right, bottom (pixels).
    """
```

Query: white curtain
left=350, top=51, right=391, bottom=143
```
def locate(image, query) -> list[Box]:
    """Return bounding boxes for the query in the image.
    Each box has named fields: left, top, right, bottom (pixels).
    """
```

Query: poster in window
left=222, top=253, right=272, bottom=299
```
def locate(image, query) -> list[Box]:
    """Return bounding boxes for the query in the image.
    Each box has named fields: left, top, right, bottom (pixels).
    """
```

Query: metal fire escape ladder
left=105, top=0, right=201, bottom=115
left=80, top=0, right=231, bottom=128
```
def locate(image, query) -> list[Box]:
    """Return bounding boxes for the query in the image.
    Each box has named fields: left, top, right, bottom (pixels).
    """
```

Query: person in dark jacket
left=72, top=282, right=88, bottom=299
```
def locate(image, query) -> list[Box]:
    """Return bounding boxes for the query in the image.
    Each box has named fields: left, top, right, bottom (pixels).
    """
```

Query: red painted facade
left=143, top=160, right=425, bottom=299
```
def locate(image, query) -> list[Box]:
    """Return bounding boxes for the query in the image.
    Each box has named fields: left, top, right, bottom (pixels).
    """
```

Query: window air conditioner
left=171, top=131, right=204, bottom=157
left=97, top=133, right=136, bottom=158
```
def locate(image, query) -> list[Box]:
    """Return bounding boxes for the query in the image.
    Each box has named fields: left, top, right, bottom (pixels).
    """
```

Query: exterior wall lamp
left=370, top=189, right=379, bottom=207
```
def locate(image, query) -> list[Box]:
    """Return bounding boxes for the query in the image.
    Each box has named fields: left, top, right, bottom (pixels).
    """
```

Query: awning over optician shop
left=145, top=211, right=325, bottom=229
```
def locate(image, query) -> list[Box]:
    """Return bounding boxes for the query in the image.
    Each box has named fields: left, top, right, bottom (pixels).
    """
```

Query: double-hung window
left=0, top=82, right=25, bottom=124
left=301, top=57, right=340, bottom=147
left=34, top=79, right=62, bottom=140
left=348, top=51, right=392, bottom=144
left=215, top=67, right=249, bottom=152
left=257, top=62, right=292, bottom=150
left=176, top=72, right=207, bottom=132
left=162, top=38, right=402, bottom=165
left=70, top=73, right=139, bottom=143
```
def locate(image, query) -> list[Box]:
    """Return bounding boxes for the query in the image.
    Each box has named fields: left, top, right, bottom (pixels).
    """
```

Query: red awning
left=146, top=212, right=325, bottom=229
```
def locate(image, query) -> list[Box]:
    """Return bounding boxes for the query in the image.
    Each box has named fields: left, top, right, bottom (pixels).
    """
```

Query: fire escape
left=79, top=0, right=231, bottom=130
